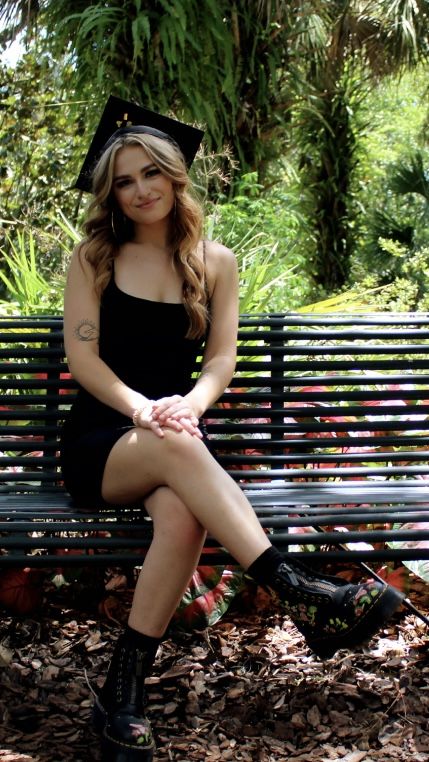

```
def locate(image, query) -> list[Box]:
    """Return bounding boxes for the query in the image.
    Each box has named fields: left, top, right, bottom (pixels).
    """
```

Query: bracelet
left=132, top=404, right=152, bottom=427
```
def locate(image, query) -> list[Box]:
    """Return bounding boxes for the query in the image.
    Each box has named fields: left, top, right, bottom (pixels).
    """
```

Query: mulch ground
left=0, top=571, right=428, bottom=762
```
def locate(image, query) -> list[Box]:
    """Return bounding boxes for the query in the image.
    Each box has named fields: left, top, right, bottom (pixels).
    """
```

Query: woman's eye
left=116, top=179, right=131, bottom=188
left=146, top=168, right=161, bottom=178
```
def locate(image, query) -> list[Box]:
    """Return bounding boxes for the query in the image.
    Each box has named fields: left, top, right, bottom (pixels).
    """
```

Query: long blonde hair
left=78, top=132, right=208, bottom=339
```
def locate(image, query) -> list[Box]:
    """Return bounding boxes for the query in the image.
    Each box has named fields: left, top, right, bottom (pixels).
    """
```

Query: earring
left=111, top=211, right=130, bottom=241
left=111, top=211, right=118, bottom=240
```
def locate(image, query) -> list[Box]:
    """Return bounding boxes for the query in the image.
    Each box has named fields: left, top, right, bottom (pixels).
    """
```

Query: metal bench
left=2, top=313, right=429, bottom=576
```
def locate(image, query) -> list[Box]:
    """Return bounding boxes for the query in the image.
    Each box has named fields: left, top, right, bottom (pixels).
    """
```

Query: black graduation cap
left=74, top=95, right=204, bottom=193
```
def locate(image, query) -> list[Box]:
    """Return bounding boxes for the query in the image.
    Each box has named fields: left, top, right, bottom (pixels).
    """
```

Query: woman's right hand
left=133, top=401, right=201, bottom=438
left=151, top=395, right=203, bottom=438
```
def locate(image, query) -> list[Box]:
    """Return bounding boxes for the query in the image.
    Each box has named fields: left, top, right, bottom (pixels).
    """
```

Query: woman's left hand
left=151, top=395, right=203, bottom=438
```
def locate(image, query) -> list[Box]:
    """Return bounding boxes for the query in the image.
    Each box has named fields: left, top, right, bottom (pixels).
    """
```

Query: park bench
left=2, top=312, right=429, bottom=577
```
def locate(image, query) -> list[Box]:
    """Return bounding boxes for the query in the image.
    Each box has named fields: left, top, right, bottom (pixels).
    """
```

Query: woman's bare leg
left=101, top=427, right=404, bottom=664
left=128, top=486, right=206, bottom=637
left=102, top=427, right=271, bottom=570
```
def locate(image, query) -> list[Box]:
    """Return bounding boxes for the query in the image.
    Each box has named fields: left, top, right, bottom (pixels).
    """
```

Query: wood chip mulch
left=0, top=572, right=428, bottom=762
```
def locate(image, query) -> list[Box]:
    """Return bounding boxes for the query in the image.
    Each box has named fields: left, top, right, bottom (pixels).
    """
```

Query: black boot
left=269, top=559, right=404, bottom=659
left=93, top=626, right=159, bottom=761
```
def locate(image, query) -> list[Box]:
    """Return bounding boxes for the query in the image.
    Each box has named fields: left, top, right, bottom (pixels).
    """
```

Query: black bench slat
left=185, top=434, right=429, bottom=448
left=0, top=457, right=58, bottom=466
left=0, top=424, right=64, bottom=436
left=226, top=373, right=429, bottom=387
left=219, top=451, right=429, bottom=463
left=235, top=359, right=429, bottom=371
left=238, top=313, right=429, bottom=325
left=0, top=411, right=69, bottom=421
left=238, top=329, right=429, bottom=340
left=0, top=348, right=65, bottom=359
left=222, top=390, right=429, bottom=401
left=206, top=404, right=429, bottom=417
left=0, top=363, right=70, bottom=373
left=0, top=331, right=64, bottom=342
left=206, top=420, right=429, bottom=433
left=1, top=379, right=76, bottom=389
left=0, top=393, right=72, bottom=405
left=244, top=481, right=429, bottom=501
left=237, top=344, right=429, bottom=356
left=2, top=507, right=429, bottom=531
left=228, top=466, right=429, bottom=478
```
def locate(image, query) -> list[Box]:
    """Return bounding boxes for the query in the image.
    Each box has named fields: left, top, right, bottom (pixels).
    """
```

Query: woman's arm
left=153, top=241, right=239, bottom=422
left=186, top=241, right=239, bottom=416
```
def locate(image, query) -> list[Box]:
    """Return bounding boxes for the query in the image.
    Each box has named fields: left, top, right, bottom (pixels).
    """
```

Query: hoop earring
left=111, top=212, right=118, bottom=240
left=111, top=210, right=130, bottom=242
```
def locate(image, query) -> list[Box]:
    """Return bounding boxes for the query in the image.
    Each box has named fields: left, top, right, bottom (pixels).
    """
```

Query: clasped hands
left=132, top=395, right=202, bottom=439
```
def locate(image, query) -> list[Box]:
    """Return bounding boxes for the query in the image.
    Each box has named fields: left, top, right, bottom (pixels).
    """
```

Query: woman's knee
left=161, top=428, right=207, bottom=462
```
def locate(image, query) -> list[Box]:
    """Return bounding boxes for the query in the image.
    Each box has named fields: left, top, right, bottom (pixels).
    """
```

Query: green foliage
left=298, top=287, right=387, bottom=313
left=388, top=150, right=429, bottom=202
left=0, top=53, right=87, bottom=225
left=205, top=172, right=310, bottom=311
left=0, top=208, right=81, bottom=316
left=351, top=70, right=429, bottom=308
left=0, top=228, right=65, bottom=315
left=288, top=0, right=429, bottom=292
left=353, top=69, right=428, bottom=244
left=1, top=1, right=429, bottom=306
left=0, top=0, right=294, bottom=174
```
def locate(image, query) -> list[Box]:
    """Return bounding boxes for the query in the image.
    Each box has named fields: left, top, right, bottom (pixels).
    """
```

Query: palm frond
left=388, top=151, right=429, bottom=203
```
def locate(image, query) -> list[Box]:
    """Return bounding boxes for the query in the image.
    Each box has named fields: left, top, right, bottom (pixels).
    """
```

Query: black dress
left=59, top=276, right=206, bottom=507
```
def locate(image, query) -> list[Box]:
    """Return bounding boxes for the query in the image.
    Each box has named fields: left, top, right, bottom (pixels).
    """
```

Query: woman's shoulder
left=67, top=241, right=95, bottom=279
left=200, top=240, right=237, bottom=299
left=201, top=239, right=236, bottom=266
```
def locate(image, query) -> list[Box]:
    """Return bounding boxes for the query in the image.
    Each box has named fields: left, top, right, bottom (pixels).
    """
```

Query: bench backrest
left=2, top=313, right=429, bottom=494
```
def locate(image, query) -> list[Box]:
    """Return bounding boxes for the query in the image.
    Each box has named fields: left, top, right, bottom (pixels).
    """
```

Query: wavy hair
left=78, top=132, right=207, bottom=339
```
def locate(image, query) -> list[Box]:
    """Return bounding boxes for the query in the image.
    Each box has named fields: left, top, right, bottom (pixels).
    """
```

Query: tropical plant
left=206, top=171, right=310, bottom=311
left=389, top=149, right=429, bottom=203
left=0, top=0, right=295, bottom=175
left=289, top=0, right=429, bottom=294
left=0, top=53, right=88, bottom=224
left=0, top=211, right=81, bottom=315
left=0, top=228, right=65, bottom=315
left=353, top=139, right=429, bottom=310
left=2, top=0, right=429, bottom=299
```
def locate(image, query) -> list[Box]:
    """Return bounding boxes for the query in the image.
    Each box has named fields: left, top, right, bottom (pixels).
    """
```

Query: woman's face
left=112, top=144, right=175, bottom=226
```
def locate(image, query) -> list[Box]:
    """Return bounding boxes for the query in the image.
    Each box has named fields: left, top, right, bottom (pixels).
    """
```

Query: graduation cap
left=74, top=95, right=204, bottom=193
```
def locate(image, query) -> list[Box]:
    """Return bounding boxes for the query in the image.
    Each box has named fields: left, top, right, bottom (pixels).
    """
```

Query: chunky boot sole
left=307, top=584, right=405, bottom=660
left=93, top=697, right=155, bottom=762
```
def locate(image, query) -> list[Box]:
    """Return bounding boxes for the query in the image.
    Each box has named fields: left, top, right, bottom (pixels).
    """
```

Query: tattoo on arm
left=73, top=319, right=99, bottom=342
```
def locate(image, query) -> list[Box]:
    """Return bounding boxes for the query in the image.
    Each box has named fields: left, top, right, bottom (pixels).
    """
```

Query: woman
left=60, top=101, right=404, bottom=762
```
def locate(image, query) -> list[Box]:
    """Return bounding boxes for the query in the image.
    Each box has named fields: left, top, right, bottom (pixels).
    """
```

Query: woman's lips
left=137, top=198, right=159, bottom=209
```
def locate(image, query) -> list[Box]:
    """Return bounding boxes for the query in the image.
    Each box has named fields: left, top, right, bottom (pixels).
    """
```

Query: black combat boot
left=269, top=559, right=404, bottom=658
left=248, top=549, right=404, bottom=659
left=93, top=626, right=159, bottom=761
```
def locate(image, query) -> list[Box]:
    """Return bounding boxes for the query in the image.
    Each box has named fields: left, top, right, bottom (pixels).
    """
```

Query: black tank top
left=64, top=276, right=206, bottom=435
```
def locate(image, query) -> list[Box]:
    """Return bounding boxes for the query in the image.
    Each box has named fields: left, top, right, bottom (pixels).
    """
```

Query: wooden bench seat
left=2, top=313, right=429, bottom=568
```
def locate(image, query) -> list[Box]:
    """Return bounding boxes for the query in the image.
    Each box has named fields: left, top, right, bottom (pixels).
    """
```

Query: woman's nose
left=135, top=179, right=148, bottom=197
